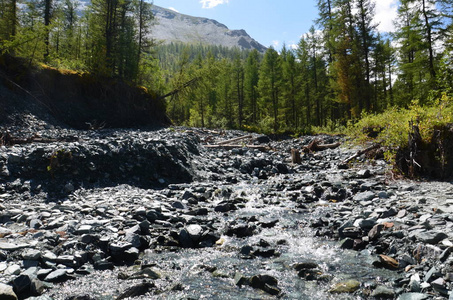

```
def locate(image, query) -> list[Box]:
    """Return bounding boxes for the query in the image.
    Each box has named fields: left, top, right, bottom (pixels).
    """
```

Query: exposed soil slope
left=0, top=54, right=170, bottom=130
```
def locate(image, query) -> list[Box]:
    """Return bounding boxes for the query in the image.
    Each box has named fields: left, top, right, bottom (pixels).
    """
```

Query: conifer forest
left=1, top=0, right=452, bottom=134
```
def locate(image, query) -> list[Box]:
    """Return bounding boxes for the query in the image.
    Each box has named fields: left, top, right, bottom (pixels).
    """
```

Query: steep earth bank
left=0, top=54, right=169, bottom=130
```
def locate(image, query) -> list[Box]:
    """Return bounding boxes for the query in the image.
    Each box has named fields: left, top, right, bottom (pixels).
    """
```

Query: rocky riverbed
left=1, top=122, right=453, bottom=299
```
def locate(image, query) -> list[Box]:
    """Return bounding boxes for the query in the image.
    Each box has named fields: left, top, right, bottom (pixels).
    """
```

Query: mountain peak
left=151, top=5, right=267, bottom=53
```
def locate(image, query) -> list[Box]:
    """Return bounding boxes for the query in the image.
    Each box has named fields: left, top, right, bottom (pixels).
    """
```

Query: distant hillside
left=151, top=5, right=267, bottom=53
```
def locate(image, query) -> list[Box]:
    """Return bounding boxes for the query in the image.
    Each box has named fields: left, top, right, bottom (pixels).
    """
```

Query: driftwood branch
left=303, top=138, right=341, bottom=153
left=205, top=144, right=270, bottom=151
left=158, top=77, right=200, bottom=100
left=1, top=132, right=77, bottom=146
left=217, top=135, right=253, bottom=145
left=341, top=143, right=381, bottom=165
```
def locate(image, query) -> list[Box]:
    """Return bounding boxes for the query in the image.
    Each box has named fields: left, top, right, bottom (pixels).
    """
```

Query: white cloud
left=374, top=0, right=398, bottom=33
left=272, top=40, right=280, bottom=48
left=168, top=7, right=179, bottom=12
left=200, top=0, right=229, bottom=9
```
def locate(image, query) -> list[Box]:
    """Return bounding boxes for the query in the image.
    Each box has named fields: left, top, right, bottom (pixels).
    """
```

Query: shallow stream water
left=45, top=174, right=398, bottom=300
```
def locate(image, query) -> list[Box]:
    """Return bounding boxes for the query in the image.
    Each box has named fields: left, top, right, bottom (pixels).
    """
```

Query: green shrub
left=347, top=94, right=453, bottom=162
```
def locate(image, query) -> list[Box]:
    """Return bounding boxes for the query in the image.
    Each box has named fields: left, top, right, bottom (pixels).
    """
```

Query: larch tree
left=355, top=0, right=377, bottom=111
left=244, top=49, right=260, bottom=125
left=258, top=47, right=282, bottom=132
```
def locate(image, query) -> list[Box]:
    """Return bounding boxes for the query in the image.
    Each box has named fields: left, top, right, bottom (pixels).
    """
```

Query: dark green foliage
left=2, top=0, right=452, bottom=135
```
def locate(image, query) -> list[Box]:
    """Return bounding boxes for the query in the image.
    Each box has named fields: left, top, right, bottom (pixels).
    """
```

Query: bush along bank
left=347, top=95, right=453, bottom=180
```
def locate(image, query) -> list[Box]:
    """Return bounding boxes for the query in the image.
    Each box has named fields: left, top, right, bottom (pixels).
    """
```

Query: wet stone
left=234, top=272, right=249, bottom=286
left=371, top=285, right=395, bottom=298
left=329, top=279, right=360, bottom=293
left=339, top=238, right=354, bottom=249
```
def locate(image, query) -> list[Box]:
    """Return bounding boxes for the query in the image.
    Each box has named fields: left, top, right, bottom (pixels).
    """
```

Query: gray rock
left=371, top=285, right=394, bottom=298
left=12, top=274, right=33, bottom=296
left=186, top=224, right=203, bottom=241
left=5, top=264, right=21, bottom=275
left=125, top=232, right=141, bottom=248
left=417, top=231, right=448, bottom=244
left=76, top=225, right=92, bottom=235
left=179, top=229, right=193, bottom=248
left=44, top=269, right=69, bottom=282
left=128, top=267, right=161, bottom=279
left=357, top=218, right=377, bottom=230
left=0, top=283, right=17, bottom=300
left=339, top=238, right=354, bottom=249
left=353, top=191, right=376, bottom=202
left=397, top=293, right=430, bottom=300
left=0, top=242, right=30, bottom=251
left=29, top=219, right=42, bottom=229
left=22, top=249, right=41, bottom=261
left=234, top=272, right=249, bottom=286
left=64, top=183, right=75, bottom=193
left=116, top=281, right=154, bottom=300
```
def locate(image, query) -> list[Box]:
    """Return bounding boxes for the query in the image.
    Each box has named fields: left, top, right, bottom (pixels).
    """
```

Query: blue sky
left=152, top=0, right=398, bottom=50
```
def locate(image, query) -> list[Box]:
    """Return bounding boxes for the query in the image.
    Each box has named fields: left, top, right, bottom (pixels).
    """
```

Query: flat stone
left=5, top=264, right=21, bottom=275
left=0, top=262, right=7, bottom=271
left=329, top=279, right=360, bottom=293
left=22, top=249, right=41, bottom=260
left=0, top=242, right=30, bottom=251
left=397, top=293, right=430, bottom=300
left=76, top=225, right=93, bottom=235
left=129, top=267, right=161, bottom=280
left=353, top=191, right=375, bottom=202
left=417, top=231, right=448, bottom=244
left=44, top=269, right=69, bottom=282
left=371, top=285, right=394, bottom=298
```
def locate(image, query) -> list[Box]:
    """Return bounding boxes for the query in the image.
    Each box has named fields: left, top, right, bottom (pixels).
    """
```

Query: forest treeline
left=0, top=0, right=161, bottom=88
left=0, top=0, right=452, bottom=134
left=162, top=0, right=453, bottom=133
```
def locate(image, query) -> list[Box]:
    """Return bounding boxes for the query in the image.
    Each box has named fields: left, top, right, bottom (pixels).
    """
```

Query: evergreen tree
left=0, top=0, right=17, bottom=43
left=355, top=0, right=377, bottom=111
left=280, top=45, right=299, bottom=129
left=258, top=47, right=283, bottom=132
left=244, top=49, right=260, bottom=125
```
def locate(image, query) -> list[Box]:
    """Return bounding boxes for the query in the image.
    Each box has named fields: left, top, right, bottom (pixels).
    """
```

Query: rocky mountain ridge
left=151, top=5, right=267, bottom=53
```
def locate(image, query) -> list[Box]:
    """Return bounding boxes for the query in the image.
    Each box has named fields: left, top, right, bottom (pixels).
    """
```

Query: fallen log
left=1, top=132, right=74, bottom=146
left=205, top=144, right=270, bottom=151
left=217, top=135, right=253, bottom=145
left=340, top=143, right=381, bottom=165
left=303, top=138, right=341, bottom=153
